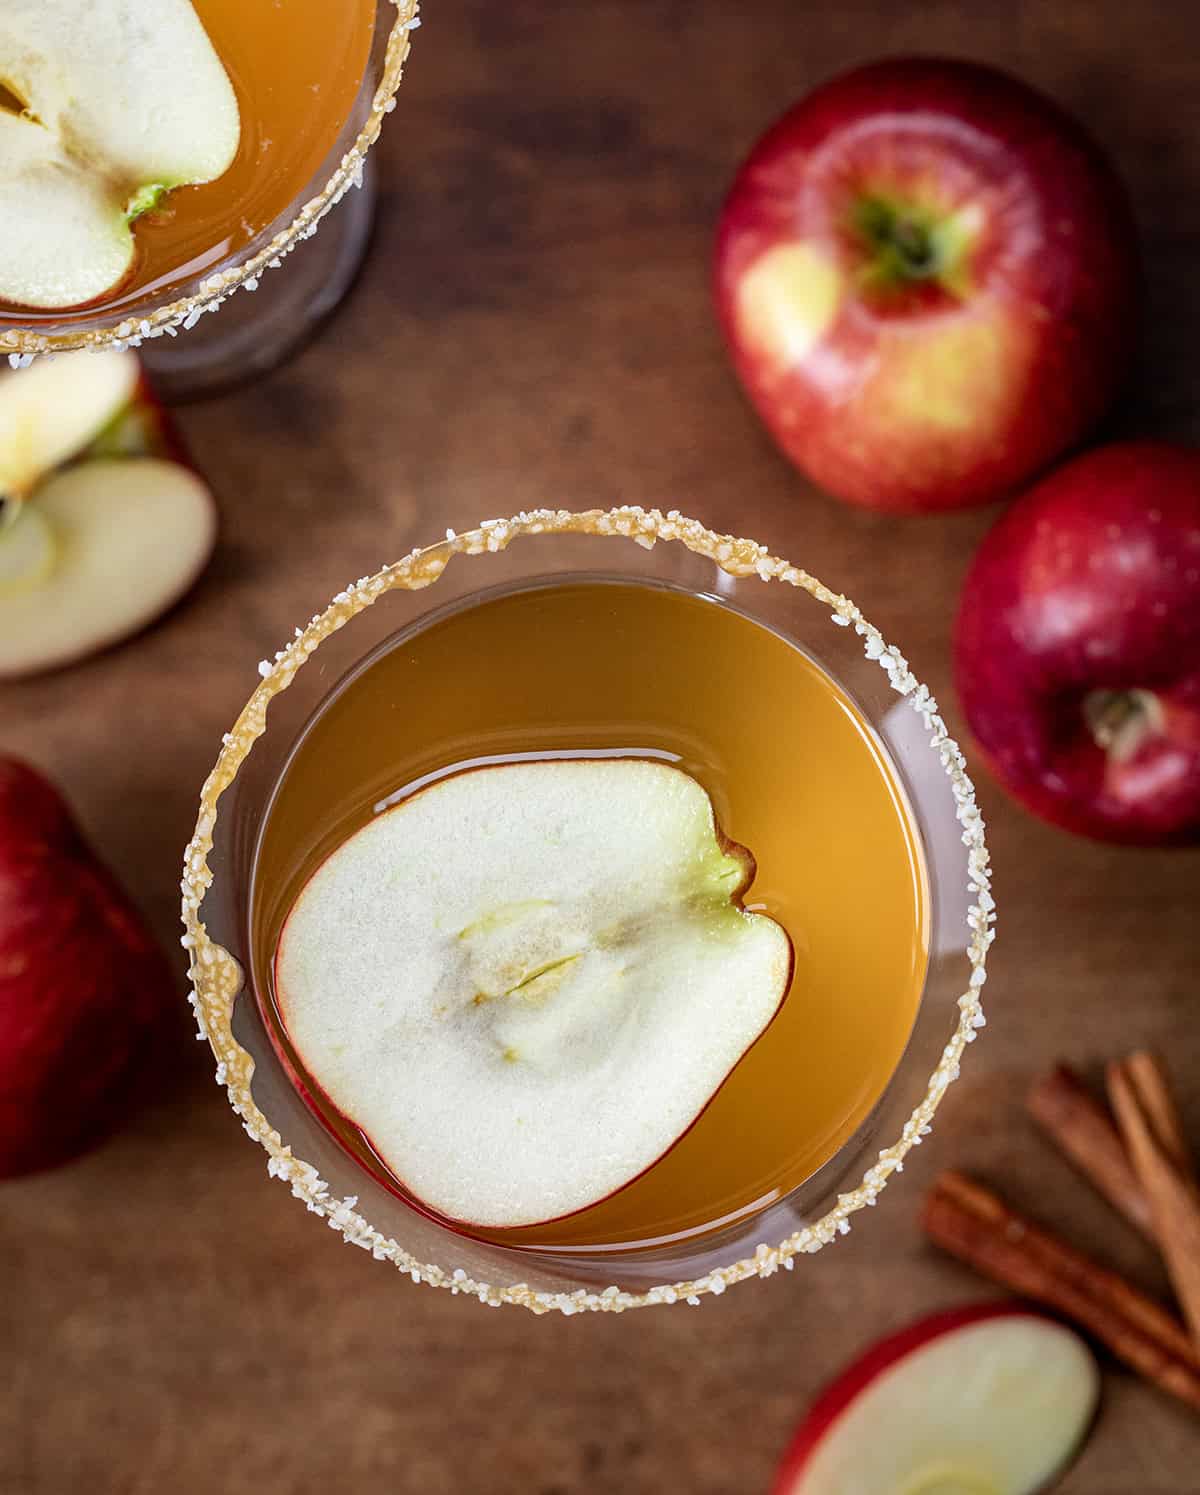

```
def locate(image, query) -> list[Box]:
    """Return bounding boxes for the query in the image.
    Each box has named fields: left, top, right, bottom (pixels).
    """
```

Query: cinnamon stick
left=1107, top=1053, right=1200, bottom=1350
left=923, top=1170, right=1200, bottom=1412
left=1028, top=1064, right=1154, bottom=1238
left=1123, top=1051, right=1193, bottom=1172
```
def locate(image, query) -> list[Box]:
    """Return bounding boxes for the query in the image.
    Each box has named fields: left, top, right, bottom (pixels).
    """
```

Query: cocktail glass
left=182, top=509, right=994, bottom=1314
left=0, top=0, right=419, bottom=401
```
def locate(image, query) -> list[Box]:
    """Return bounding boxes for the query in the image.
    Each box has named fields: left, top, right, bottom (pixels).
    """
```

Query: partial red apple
left=773, top=1303, right=1098, bottom=1495
left=0, top=757, right=172, bottom=1176
left=715, top=58, right=1139, bottom=512
left=955, top=442, right=1200, bottom=844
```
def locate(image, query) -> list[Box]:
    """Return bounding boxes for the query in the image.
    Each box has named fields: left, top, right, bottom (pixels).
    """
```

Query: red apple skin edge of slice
left=265, top=976, right=791, bottom=1244
left=133, top=374, right=192, bottom=469
left=265, top=763, right=793, bottom=1235
left=268, top=886, right=795, bottom=1237
left=772, top=1302, right=1098, bottom=1495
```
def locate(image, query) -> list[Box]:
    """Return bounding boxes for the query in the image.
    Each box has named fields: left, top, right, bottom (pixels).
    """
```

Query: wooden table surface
left=4, top=3, right=1200, bottom=1491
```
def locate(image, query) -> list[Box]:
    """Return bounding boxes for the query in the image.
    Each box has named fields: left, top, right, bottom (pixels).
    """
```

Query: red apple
left=773, top=1303, right=1098, bottom=1494
left=715, top=58, right=1139, bottom=513
left=0, top=757, right=172, bottom=1175
left=955, top=442, right=1200, bottom=844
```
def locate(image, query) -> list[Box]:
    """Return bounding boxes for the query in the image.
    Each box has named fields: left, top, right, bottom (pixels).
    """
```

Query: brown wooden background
left=4, top=3, right=1200, bottom=1490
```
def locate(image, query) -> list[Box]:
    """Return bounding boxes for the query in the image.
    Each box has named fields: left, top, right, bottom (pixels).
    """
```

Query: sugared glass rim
left=181, top=508, right=995, bottom=1314
left=1, top=0, right=419, bottom=365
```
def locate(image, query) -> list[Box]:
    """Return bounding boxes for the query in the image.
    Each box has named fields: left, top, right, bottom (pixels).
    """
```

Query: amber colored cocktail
left=253, top=579, right=929, bottom=1252
left=183, top=510, right=993, bottom=1312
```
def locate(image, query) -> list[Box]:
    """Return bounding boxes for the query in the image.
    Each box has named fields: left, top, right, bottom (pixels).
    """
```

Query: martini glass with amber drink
left=0, top=0, right=418, bottom=397
left=183, top=510, right=993, bottom=1313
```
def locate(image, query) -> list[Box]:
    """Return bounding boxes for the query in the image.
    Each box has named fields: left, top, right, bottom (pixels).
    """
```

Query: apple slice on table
left=0, top=503, right=55, bottom=594
left=0, top=350, right=217, bottom=678
left=0, top=0, right=240, bottom=310
left=0, top=757, right=172, bottom=1176
left=774, top=1305, right=1099, bottom=1495
left=276, top=759, right=792, bottom=1229
left=715, top=58, right=1139, bottom=513
left=955, top=442, right=1200, bottom=845
left=0, top=457, right=216, bottom=678
left=0, top=350, right=138, bottom=509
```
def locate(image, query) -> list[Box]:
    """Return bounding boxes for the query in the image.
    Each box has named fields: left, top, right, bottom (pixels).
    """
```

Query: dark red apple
left=715, top=58, right=1139, bottom=512
left=773, top=1303, right=1098, bottom=1494
left=0, top=757, right=172, bottom=1175
left=955, top=442, right=1200, bottom=844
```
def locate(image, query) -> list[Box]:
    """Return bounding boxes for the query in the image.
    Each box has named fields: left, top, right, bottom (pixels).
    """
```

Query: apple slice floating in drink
left=773, top=1305, right=1099, bottom=1495
left=276, top=759, right=793, bottom=1229
left=0, top=0, right=240, bottom=310
left=0, top=349, right=218, bottom=678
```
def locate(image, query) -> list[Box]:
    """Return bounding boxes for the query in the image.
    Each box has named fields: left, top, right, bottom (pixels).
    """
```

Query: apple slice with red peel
left=0, top=350, right=139, bottom=507
left=83, top=373, right=189, bottom=468
left=276, top=759, right=793, bottom=1229
left=774, top=1305, right=1099, bottom=1495
left=0, top=456, right=216, bottom=679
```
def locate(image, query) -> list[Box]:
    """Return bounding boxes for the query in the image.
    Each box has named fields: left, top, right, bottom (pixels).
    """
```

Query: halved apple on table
left=773, top=1304, right=1100, bottom=1495
left=0, top=350, right=217, bottom=679
left=276, top=759, right=793, bottom=1229
left=0, top=0, right=240, bottom=310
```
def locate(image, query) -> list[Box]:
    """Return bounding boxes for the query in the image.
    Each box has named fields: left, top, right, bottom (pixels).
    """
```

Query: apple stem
left=126, top=183, right=171, bottom=223
left=1083, top=689, right=1165, bottom=762
left=893, top=218, right=936, bottom=273
left=854, top=197, right=944, bottom=284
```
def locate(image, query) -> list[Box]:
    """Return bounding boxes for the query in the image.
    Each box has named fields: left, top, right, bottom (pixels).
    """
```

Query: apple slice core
left=0, top=456, right=216, bottom=679
left=275, top=759, right=793, bottom=1229
left=774, top=1305, right=1099, bottom=1495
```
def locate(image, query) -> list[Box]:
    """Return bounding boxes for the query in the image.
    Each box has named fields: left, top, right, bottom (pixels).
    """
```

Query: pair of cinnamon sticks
left=922, top=1053, right=1200, bottom=1412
